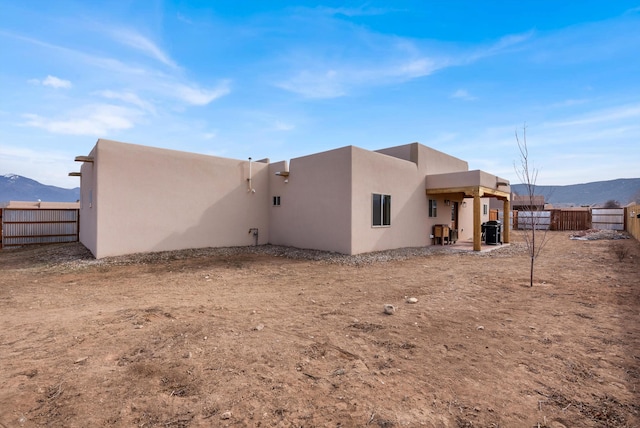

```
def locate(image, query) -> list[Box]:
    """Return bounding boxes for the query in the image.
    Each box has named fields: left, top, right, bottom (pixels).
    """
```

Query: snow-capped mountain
left=0, top=174, right=80, bottom=203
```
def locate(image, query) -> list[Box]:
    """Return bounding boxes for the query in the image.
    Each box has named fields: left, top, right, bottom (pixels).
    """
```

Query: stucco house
left=72, top=139, right=510, bottom=258
left=511, top=194, right=545, bottom=211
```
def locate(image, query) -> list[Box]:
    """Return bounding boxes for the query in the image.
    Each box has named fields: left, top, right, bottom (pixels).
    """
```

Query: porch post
left=503, top=199, right=510, bottom=244
left=473, top=191, right=482, bottom=251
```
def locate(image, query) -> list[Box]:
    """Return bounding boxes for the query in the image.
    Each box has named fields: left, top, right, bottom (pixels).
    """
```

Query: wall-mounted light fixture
left=462, top=201, right=467, bottom=208
left=444, top=199, right=450, bottom=206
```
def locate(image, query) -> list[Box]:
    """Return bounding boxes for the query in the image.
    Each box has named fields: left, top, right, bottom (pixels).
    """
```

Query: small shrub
left=611, top=243, right=629, bottom=262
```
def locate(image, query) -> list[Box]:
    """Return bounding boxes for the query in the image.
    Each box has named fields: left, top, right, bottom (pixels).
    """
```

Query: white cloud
left=177, top=13, right=193, bottom=24
left=28, top=75, right=72, bottom=89
left=277, top=56, right=448, bottom=99
left=110, top=28, right=178, bottom=69
left=94, top=90, right=156, bottom=113
left=22, top=104, right=140, bottom=136
left=273, top=121, right=294, bottom=131
left=275, top=26, right=530, bottom=99
left=276, top=70, right=345, bottom=99
left=7, top=31, right=148, bottom=75
left=395, top=58, right=439, bottom=78
left=451, top=89, right=477, bottom=101
left=316, top=6, right=395, bottom=17
left=0, top=144, right=79, bottom=188
left=173, top=82, right=231, bottom=105
left=9, top=31, right=231, bottom=109
left=544, top=104, right=640, bottom=128
left=43, top=75, right=72, bottom=89
left=548, top=98, right=589, bottom=108
left=624, top=6, right=640, bottom=15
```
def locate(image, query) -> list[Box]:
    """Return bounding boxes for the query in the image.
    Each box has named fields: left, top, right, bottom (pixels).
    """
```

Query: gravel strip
left=5, top=228, right=628, bottom=271
left=569, top=229, right=630, bottom=241
left=5, top=240, right=528, bottom=271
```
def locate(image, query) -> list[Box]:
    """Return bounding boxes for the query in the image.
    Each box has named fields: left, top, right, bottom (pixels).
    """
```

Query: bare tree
left=603, top=199, right=620, bottom=208
left=514, top=125, right=549, bottom=287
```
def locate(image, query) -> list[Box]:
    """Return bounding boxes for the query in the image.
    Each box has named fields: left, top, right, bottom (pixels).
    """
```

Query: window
left=372, top=194, right=391, bottom=226
left=428, top=199, right=437, bottom=218
left=273, top=196, right=281, bottom=206
left=483, top=204, right=488, bottom=215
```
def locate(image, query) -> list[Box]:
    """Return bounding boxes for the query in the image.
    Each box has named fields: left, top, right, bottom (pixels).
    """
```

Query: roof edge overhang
left=426, top=185, right=510, bottom=201
left=426, top=170, right=511, bottom=201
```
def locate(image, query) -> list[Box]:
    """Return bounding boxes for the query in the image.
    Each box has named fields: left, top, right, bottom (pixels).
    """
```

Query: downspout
left=247, top=157, right=255, bottom=193
left=247, top=158, right=257, bottom=245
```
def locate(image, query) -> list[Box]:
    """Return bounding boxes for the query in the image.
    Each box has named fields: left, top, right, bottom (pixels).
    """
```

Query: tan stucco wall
left=418, top=145, right=469, bottom=175
left=375, top=144, right=418, bottom=164
left=376, top=143, right=469, bottom=175
left=79, top=146, right=97, bottom=255
left=458, top=197, right=491, bottom=241
left=82, top=139, right=269, bottom=258
left=77, top=139, right=507, bottom=257
left=269, top=144, right=474, bottom=255
left=351, top=147, right=427, bottom=253
left=268, top=146, right=352, bottom=254
left=425, top=170, right=510, bottom=192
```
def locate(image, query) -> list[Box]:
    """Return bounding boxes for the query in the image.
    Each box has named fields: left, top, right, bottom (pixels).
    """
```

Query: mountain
left=2, top=173, right=638, bottom=207
left=0, top=174, right=80, bottom=203
left=511, top=178, right=640, bottom=207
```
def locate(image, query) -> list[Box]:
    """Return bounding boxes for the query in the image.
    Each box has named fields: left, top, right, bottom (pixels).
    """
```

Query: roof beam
left=427, top=185, right=510, bottom=201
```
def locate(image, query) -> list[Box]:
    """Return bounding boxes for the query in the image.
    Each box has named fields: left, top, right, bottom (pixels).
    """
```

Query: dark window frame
left=428, top=199, right=437, bottom=218
left=372, top=193, right=391, bottom=226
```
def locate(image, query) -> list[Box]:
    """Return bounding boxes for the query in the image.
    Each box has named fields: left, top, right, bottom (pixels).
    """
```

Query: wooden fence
left=550, top=210, right=591, bottom=231
left=495, top=204, right=640, bottom=247
left=0, top=208, right=79, bottom=248
left=512, top=208, right=629, bottom=231
left=626, top=204, right=640, bottom=241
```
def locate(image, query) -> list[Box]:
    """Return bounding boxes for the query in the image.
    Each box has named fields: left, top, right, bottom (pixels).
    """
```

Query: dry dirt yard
left=0, top=231, right=639, bottom=427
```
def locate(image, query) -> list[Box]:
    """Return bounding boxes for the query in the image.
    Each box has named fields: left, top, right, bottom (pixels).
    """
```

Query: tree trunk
left=530, top=257, right=534, bottom=287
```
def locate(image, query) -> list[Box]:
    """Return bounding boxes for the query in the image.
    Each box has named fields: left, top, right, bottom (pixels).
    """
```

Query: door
left=450, top=202, right=459, bottom=243
left=451, top=202, right=458, bottom=230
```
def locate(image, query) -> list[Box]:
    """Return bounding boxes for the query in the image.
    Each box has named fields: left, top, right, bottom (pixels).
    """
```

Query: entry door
left=451, top=202, right=458, bottom=230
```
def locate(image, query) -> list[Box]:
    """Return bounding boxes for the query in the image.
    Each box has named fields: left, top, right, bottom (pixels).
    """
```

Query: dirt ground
left=0, top=231, right=639, bottom=427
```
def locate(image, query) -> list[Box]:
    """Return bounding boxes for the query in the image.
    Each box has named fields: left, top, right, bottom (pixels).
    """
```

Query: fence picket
left=1, top=209, right=79, bottom=247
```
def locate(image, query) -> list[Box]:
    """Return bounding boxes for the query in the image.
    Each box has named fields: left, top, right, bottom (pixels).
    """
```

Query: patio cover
left=426, top=170, right=511, bottom=251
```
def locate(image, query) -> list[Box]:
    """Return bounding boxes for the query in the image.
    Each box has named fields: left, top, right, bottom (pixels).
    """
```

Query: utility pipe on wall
left=248, top=228, right=258, bottom=245
left=247, top=157, right=255, bottom=193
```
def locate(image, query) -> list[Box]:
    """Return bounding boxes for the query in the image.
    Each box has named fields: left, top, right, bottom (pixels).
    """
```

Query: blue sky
left=1, top=1, right=639, bottom=188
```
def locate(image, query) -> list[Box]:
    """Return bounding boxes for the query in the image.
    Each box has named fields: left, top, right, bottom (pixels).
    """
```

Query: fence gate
left=1, top=208, right=79, bottom=247
left=591, top=208, right=624, bottom=230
